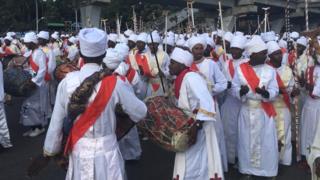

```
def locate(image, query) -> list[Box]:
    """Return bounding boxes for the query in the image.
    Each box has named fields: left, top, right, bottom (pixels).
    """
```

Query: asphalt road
left=0, top=97, right=312, bottom=180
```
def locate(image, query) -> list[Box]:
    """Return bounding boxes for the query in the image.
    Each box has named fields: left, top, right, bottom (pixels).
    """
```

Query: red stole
left=210, top=49, right=219, bottom=62
left=228, top=60, right=235, bottom=78
left=78, top=57, right=85, bottom=69
left=135, top=52, right=153, bottom=78
left=239, top=63, right=277, bottom=117
left=174, top=68, right=193, bottom=99
left=280, top=47, right=287, bottom=55
left=64, top=75, right=117, bottom=155
left=288, top=50, right=296, bottom=67
left=29, top=53, right=51, bottom=81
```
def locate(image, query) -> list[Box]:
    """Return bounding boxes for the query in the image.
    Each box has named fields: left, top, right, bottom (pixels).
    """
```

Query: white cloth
left=231, top=64, right=279, bottom=177
left=223, top=32, right=234, bottom=43
left=301, top=65, right=320, bottom=157
left=173, top=72, right=224, bottom=180
left=163, top=36, right=175, bottom=46
left=44, top=63, right=147, bottom=180
left=128, top=34, right=138, bottom=43
left=308, top=102, right=320, bottom=180
left=51, top=33, right=59, bottom=40
left=231, top=35, right=246, bottom=49
left=67, top=45, right=79, bottom=61
left=103, top=48, right=122, bottom=70
left=79, top=28, right=107, bottom=57
left=297, top=36, right=308, bottom=47
left=108, top=33, right=118, bottom=43
left=147, top=32, right=161, bottom=44
left=124, top=29, right=133, bottom=37
left=171, top=48, right=193, bottom=67
left=245, top=35, right=267, bottom=56
left=137, top=32, right=148, bottom=43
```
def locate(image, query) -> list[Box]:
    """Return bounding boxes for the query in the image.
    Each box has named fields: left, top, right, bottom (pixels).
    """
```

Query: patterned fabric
left=138, top=96, right=197, bottom=152
left=0, top=103, right=12, bottom=148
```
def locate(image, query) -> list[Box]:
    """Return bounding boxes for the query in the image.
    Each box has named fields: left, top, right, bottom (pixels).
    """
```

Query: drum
left=54, top=63, right=79, bottom=81
left=3, top=67, right=36, bottom=97
left=137, top=96, right=197, bottom=152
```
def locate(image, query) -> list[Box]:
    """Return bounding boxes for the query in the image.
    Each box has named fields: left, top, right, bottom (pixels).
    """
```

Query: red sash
left=4, top=46, right=14, bottom=56
left=239, top=63, right=277, bottom=117
left=190, top=63, right=199, bottom=72
left=228, top=60, right=235, bottom=78
left=280, top=47, right=287, bottom=55
left=29, top=54, right=51, bottom=82
left=64, top=75, right=117, bottom=155
left=288, top=50, right=296, bottom=67
left=174, top=68, right=193, bottom=99
left=78, top=57, right=85, bottom=69
left=135, top=53, right=153, bottom=78
left=276, top=72, right=291, bottom=109
left=210, top=49, right=219, bottom=62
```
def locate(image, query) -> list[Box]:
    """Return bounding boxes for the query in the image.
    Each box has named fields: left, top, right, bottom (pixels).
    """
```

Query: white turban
left=290, top=31, right=299, bottom=40
left=223, top=32, right=234, bottom=42
left=163, top=36, right=175, bottom=46
left=176, top=38, right=186, bottom=47
left=68, top=36, right=78, bottom=44
left=137, top=32, right=148, bottom=43
left=79, top=28, right=107, bottom=57
left=278, top=39, right=287, bottom=49
left=124, top=29, right=133, bottom=37
left=37, top=31, right=49, bottom=40
left=108, top=33, right=118, bottom=43
left=170, top=48, right=193, bottom=67
left=188, top=36, right=207, bottom=50
left=245, top=35, right=267, bottom=56
left=231, top=35, right=246, bottom=49
left=262, top=31, right=276, bottom=42
left=4, top=36, right=13, bottom=41
left=24, top=32, right=38, bottom=44
left=297, top=36, right=308, bottom=47
left=206, top=37, right=215, bottom=48
left=147, top=32, right=161, bottom=44
left=103, top=48, right=122, bottom=70
left=6, top=32, right=15, bottom=37
left=115, top=43, right=129, bottom=60
left=217, top=29, right=224, bottom=37
left=234, top=31, right=244, bottom=36
left=267, top=41, right=281, bottom=55
left=51, top=33, right=59, bottom=40
left=118, top=34, right=128, bottom=44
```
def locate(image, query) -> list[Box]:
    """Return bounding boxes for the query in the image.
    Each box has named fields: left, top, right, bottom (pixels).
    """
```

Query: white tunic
left=308, top=105, right=320, bottom=180
left=173, top=72, right=224, bottom=180
left=301, top=65, right=320, bottom=157
left=44, top=63, right=147, bottom=180
left=231, top=64, right=279, bottom=177
left=193, top=58, right=228, bottom=171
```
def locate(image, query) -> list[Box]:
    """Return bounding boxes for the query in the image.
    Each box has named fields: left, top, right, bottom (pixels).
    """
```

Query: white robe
left=44, top=63, right=147, bottom=180
left=301, top=65, right=320, bottom=157
left=220, top=58, right=247, bottom=164
left=308, top=103, right=320, bottom=180
left=193, top=58, right=228, bottom=171
left=173, top=71, right=224, bottom=180
left=273, top=65, right=295, bottom=165
left=20, top=48, right=49, bottom=127
left=231, top=63, right=279, bottom=177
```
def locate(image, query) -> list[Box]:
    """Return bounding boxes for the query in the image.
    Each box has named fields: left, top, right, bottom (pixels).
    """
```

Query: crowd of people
left=0, top=26, right=320, bottom=180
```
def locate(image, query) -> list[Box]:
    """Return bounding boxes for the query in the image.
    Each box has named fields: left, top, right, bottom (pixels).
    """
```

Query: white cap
left=234, top=31, right=244, bottom=36
left=170, top=48, right=193, bottom=67
left=79, top=28, right=107, bottom=57
left=266, top=41, right=281, bottom=55
left=103, top=48, right=122, bottom=70
left=68, top=36, right=78, bottom=44
left=4, top=36, right=13, bottom=41
left=23, top=32, right=38, bottom=44
left=245, top=35, right=267, bottom=56
left=163, top=36, right=175, bottom=46
left=118, top=34, right=128, bottom=44
left=37, top=31, right=49, bottom=40
left=223, top=32, right=234, bottom=42
left=124, top=29, right=133, bottom=37
left=176, top=38, right=186, bottom=47
left=108, top=33, right=118, bottom=43
left=137, top=32, right=148, bottom=43
left=231, top=35, right=246, bottom=49
left=188, top=36, right=207, bottom=50
left=296, top=36, right=308, bottom=47
left=262, top=31, right=276, bottom=42
left=51, top=33, right=59, bottom=40
left=147, top=32, right=161, bottom=44
left=128, top=34, right=138, bottom=43
left=206, top=37, right=215, bottom=48
left=6, top=32, right=16, bottom=37
left=290, top=31, right=299, bottom=39
left=278, top=39, right=287, bottom=49
left=115, top=43, right=129, bottom=60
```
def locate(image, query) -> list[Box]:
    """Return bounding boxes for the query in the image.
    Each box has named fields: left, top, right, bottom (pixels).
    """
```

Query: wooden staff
left=116, top=14, right=121, bottom=36
left=132, top=6, right=138, bottom=33
left=164, top=10, right=169, bottom=53
left=305, top=0, right=309, bottom=31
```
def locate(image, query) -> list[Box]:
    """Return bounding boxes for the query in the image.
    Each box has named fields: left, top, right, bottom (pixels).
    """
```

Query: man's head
left=128, top=40, right=136, bottom=50
left=169, top=48, right=193, bottom=76
left=38, top=38, right=48, bottom=46
left=136, top=33, right=148, bottom=52
left=267, top=41, right=283, bottom=68
left=147, top=43, right=159, bottom=55
left=230, top=47, right=243, bottom=60
left=79, top=28, right=107, bottom=65
left=245, top=36, right=268, bottom=66
left=147, top=32, right=161, bottom=54
left=296, top=37, right=308, bottom=56
left=188, top=36, right=207, bottom=61
left=23, top=32, right=38, bottom=50
left=136, top=41, right=146, bottom=52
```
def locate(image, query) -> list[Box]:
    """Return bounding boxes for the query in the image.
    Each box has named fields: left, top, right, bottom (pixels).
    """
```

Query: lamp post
left=35, top=0, right=55, bottom=32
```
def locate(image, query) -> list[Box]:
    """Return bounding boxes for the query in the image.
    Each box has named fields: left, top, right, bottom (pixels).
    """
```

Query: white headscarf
left=170, top=47, right=193, bottom=67
left=231, top=35, right=246, bottom=49
left=37, top=31, right=49, bottom=40
left=24, top=32, right=38, bottom=44
left=266, top=41, right=281, bottom=55
left=297, top=36, right=308, bottom=47
left=188, top=36, right=207, bottom=50
left=147, top=32, right=161, bottom=44
left=137, top=32, right=148, bottom=43
left=128, top=34, right=138, bottom=43
left=223, top=32, right=234, bottom=42
left=245, top=35, right=267, bottom=56
left=108, top=33, right=118, bottom=43
left=103, top=48, right=122, bottom=70
left=79, top=28, right=107, bottom=57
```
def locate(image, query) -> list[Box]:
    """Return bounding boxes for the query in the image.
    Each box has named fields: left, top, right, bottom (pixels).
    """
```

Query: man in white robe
left=169, top=47, right=224, bottom=180
left=188, top=36, right=229, bottom=171
left=43, top=28, right=147, bottom=180
left=231, top=36, right=279, bottom=178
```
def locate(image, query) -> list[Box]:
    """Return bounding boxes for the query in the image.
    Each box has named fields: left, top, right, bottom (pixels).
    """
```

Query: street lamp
left=35, top=0, right=56, bottom=32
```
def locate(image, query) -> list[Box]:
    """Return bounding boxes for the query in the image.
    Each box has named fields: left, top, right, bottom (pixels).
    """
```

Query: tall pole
left=35, top=0, right=39, bottom=33
left=75, top=9, right=78, bottom=32
left=305, top=0, right=309, bottom=31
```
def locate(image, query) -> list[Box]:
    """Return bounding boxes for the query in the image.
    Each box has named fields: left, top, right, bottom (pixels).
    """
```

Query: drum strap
left=64, top=75, right=117, bottom=155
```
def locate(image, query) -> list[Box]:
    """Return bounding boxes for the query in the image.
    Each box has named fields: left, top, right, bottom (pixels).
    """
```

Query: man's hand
left=227, top=81, right=232, bottom=89
left=255, top=86, right=270, bottom=99
left=315, top=157, right=320, bottom=177
left=240, top=85, right=249, bottom=97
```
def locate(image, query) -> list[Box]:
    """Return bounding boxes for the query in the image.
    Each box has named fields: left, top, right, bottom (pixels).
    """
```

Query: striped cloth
left=0, top=102, right=12, bottom=148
